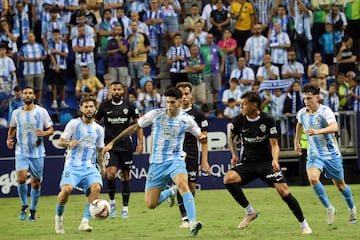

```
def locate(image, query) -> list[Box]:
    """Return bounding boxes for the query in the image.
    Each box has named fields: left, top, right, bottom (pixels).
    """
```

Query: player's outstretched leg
left=29, top=187, right=41, bottom=222
left=78, top=203, right=93, bottom=232
left=339, top=184, right=357, bottom=224
left=156, top=185, right=177, bottom=206
left=181, top=191, right=202, bottom=236
left=17, top=183, right=28, bottom=221
left=55, top=204, right=65, bottom=234
left=282, top=193, right=312, bottom=234
left=312, top=182, right=335, bottom=224
left=177, top=191, right=189, bottom=228
left=121, top=180, right=130, bottom=218
left=225, top=183, right=258, bottom=229
left=108, top=178, right=116, bottom=218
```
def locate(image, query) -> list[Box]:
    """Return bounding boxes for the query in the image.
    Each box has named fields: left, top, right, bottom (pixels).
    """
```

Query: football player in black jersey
left=223, top=91, right=312, bottom=234
left=176, top=82, right=210, bottom=228
left=94, top=81, right=144, bottom=219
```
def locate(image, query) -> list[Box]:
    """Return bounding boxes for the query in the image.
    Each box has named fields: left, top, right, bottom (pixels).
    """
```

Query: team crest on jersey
left=259, top=124, right=266, bottom=132
left=123, top=108, right=128, bottom=115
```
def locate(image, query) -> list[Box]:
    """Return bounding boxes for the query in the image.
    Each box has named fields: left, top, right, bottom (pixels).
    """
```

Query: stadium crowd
left=0, top=0, right=360, bottom=127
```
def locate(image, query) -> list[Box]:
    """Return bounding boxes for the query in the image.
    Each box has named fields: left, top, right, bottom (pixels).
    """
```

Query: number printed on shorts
left=64, top=171, right=70, bottom=178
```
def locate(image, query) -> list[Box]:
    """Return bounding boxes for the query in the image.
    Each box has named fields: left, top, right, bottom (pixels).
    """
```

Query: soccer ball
left=89, top=199, right=110, bottom=219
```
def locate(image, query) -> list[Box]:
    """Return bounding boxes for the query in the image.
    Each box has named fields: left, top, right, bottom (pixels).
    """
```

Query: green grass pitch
left=1, top=185, right=360, bottom=240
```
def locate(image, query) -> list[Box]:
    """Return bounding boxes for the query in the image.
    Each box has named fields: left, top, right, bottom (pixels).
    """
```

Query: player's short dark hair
left=302, top=84, right=320, bottom=95
left=111, top=80, right=124, bottom=87
left=80, top=96, right=96, bottom=106
left=176, top=82, right=193, bottom=92
left=164, top=87, right=183, bottom=99
left=241, top=91, right=262, bottom=109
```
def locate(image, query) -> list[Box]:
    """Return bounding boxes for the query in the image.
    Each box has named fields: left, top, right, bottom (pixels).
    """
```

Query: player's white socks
left=245, top=204, right=256, bottom=215
left=110, top=199, right=116, bottom=205
left=300, top=219, right=309, bottom=228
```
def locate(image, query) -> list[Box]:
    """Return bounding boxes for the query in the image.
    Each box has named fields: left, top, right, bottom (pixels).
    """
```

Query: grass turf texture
left=1, top=185, right=360, bottom=240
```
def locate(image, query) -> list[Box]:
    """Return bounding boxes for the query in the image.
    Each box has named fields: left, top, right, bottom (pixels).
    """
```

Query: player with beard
left=223, top=91, right=312, bottom=234
left=7, top=86, right=54, bottom=222
left=94, top=81, right=143, bottom=218
left=55, top=96, right=105, bottom=234
left=175, top=82, right=210, bottom=228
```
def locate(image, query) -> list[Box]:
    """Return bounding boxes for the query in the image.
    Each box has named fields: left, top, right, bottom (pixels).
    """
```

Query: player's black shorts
left=105, top=150, right=133, bottom=170
left=231, top=161, right=287, bottom=186
left=185, top=153, right=199, bottom=183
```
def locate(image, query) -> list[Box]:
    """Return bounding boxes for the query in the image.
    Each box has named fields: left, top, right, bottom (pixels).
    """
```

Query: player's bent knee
left=145, top=199, right=157, bottom=209
left=90, top=183, right=102, bottom=195
left=223, top=171, right=239, bottom=185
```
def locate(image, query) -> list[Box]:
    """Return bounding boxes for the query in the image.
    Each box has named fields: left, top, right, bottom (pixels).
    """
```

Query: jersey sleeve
left=198, top=113, right=208, bottom=132
left=60, top=119, right=76, bottom=140
left=230, top=115, right=241, bottom=136
left=267, top=116, right=278, bottom=138
left=186, top=116, right=201, bottom=137
left=137, top=109, right=161, bottom=128
left=96, top=125, right=105, bottom=148
left=322, top=106, right=337, bottom=124
left=41, top=108, right=54, bottom=129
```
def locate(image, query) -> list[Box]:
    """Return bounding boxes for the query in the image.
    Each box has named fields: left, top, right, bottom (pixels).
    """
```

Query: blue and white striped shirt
left=137, top=108, right=201, bottom=163
left=48, top=41, right=69, bottom=70
left=251, top=0, right=274, bottom=25
left=297, top=105, right=342, bottom=160
left=10, top=105, right=53, bottom=158
left=72, top=36, right=95, bottom=66
left=230, top=67, right=255, bottom=93
left=61, top=118, right=105, bottom=168
left=19, top=43, right=47, bottom=75
left=270, top=32, right=291, bottom=65
left=243, top=35, right=268, bottom=66
left=168, top=45, right=191, bottom=73
left=42, top=19, right=69, bottom=45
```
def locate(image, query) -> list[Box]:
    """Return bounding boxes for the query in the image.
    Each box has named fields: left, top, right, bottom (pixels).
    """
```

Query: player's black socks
left=225, top=183, right=249, bottom=208
left=282, top=193, right=305, bottom=222
left=177, top=191, right=187, bottom=220
left=122, top=180, right=130, bottom=206
left=107, top=179, right=116, bottom=200
left=29, top=209, right=36, bottom=218
left=21, top=205, right=28, bottom=211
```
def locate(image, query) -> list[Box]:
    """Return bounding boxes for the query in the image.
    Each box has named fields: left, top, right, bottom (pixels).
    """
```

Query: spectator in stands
left=251, top=0, right=275, bottom=33
left=161, top=0, right=181, bottom=50
left=128, top=88, right=143, bottom=114
left=223, top=97, right=240, bottom=119
left=214, top=108, right=224, bottom=118
left=70, top=0, right=97, bottom=30
left=42, top=6, right=68, bottom=52
left=256, top=53, right=279, bottom=82
left=187, top=20, right=207, bottom=47
left=183, top=4, right=203, bottom=34
left=326, top=82, right=339, bottom=113
left=139, top=62, right=155, bottom=89
left=96, top=73, right=113, bottom=107
left=307, top=52, right=329, bottom=90
left=138, top=80, right=161, bottom=114
left=218, top=28, right=237, bottom=84
left=311, top=0, right=328, bottom=52
left=269, top=87, right=286, bottom=146
left=310, top=77, right=329, bottom=104
left=114, top=7, right=131, bottom=38
left=222, top=78, right=241, bottom=107
left=70, top=12, right=96, bottom=41
left=126, top=0, right=147, bottom=19
left=269, top=22, right=291, bottom=71
left=336, top=72, right=350, bottom=111
left=283, top=80, right=303, bottom=138
left=8, top=86, right=23, bottom=124
left=281, top=50, right=304, bottom=82
left=86, top=0, right=103, bottom=22
left=143, top=0, right=164, bottom=74
left=200, top=33, right=224, bottom=109
left=201, top=0, right=218, bottom=32
left=49, top=29, right=69, bottom=109
left=75, top=65, right=104, bottom=99
left=107, top=24, right=129, bottom=94
left=126, top=11, right=149, bottom=37
left=348, top=77, right=360, bottom=112
left=244, top=23, right=268, bottom=75
left=167, top=33, right=190, bottom=86
left=268, top=4, right=294, bottom=41
left=293, top=0, right=313, bottom=65
left=209, top=0, right=230, bottom=43
left=318, top=23, right=341, bottom=75
left=12, top=0, right=32, bottom=50
left=61, top=0, right=78, bottom=25
left=72, top=23, right=96, bottom=80
left=230, top=56, right=255, bottom=94
left=185, top=44, right=206, bottom=107
left=345, top=1, right=360, bottom=55
left=19, top=32, right=47, bottom=106
left=0, top=18, right=17, bottom=62
left=127, top=21, right=150, bottom=90
left=336, top=35, right=357, bottom=75
left=98, top=8, right=115, bottom=70
left=230, top=0, right=254, bottom=57
left=325, top=4, right=347, bottom=37
left=104, top=0, right=123, bottom=18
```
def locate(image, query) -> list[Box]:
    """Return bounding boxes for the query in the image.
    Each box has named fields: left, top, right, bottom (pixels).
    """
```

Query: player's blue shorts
left=306, top=156, right=344, bottom=180
left=15, top=154, right=44, bottom=179
left=145, top=160, right=187, bottom=190
left=59, top=166, right=103, bottom=196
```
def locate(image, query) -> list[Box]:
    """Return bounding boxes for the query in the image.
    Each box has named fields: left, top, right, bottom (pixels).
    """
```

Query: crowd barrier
left=0, top=113, right=359, bottom=198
